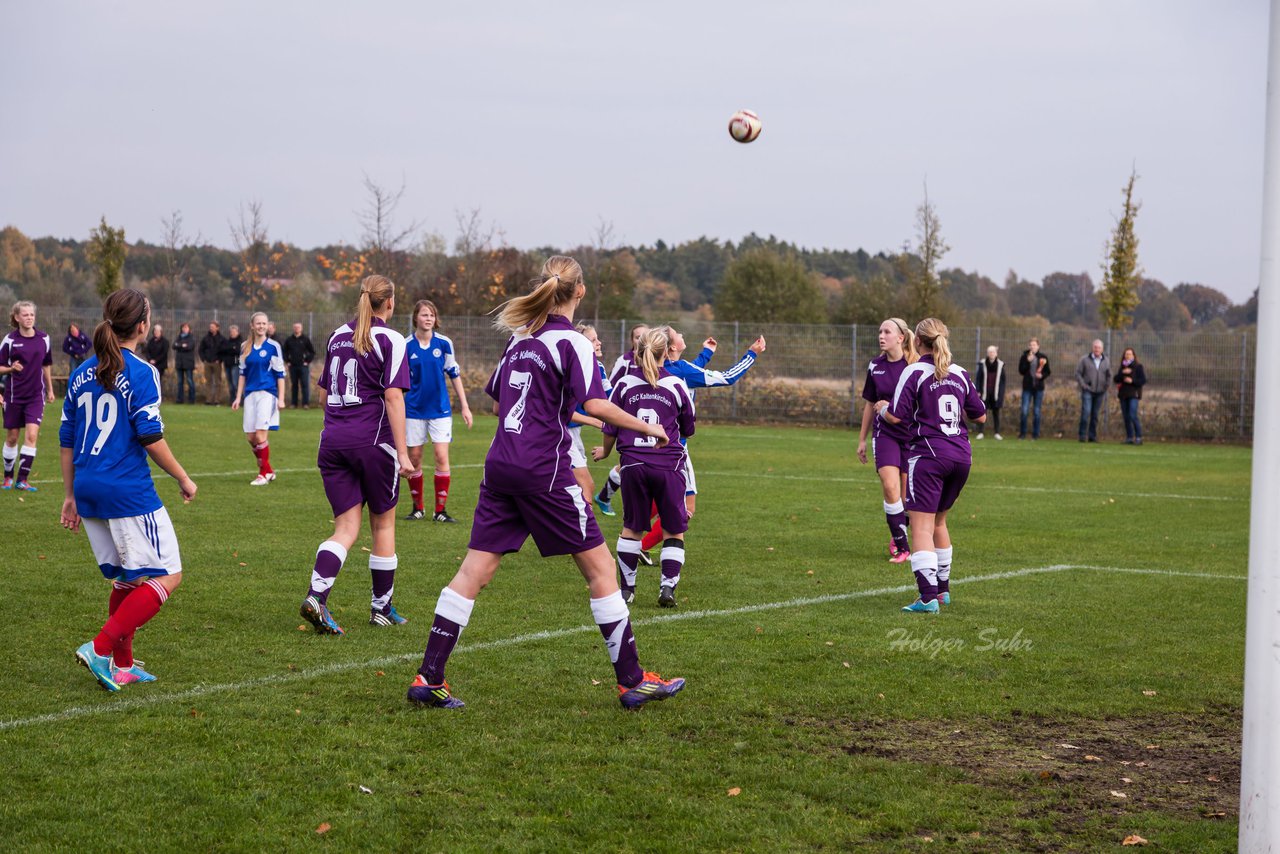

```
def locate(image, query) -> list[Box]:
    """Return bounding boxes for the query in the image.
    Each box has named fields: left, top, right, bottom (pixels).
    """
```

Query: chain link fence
left=38, top=307, right=1255, bottom=441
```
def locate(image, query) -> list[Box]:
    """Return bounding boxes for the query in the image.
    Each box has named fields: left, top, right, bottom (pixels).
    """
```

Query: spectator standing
left=266, top=321, right=284, bottom=347
left=220, top=324, right=243, bottom=405
left=144, top=324, right=170, bottom=393
left=972, top=345, right=1006, bottom=440
left=1017, top=338, right=1050, bottom=439
left=283, top=322, right=316, bottom=408
left=63, top=323, right=92, bottom=376
left=198, top=321, right=226, bottom=405
left=1074, top=339, right=1111, bottom=443
left=1115, top=347, right=1147, bottom=445
left=172, top=322, right=197, bottom=404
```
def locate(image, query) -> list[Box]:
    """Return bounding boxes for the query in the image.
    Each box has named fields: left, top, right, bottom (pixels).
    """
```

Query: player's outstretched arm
left=582, top=397, right=668, bottom=448
left=143, top=439, right=197, bottom=502
left=59, top=447, right=80, bottom=533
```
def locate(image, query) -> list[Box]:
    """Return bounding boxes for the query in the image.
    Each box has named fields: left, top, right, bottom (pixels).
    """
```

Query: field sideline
left=0, top=404, right=1249, bottom=851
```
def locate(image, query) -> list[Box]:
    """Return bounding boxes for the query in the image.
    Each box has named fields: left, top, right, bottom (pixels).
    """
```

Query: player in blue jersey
left=301, top=276, right=418, bottom=635
left=594, top=327, right=696, bottom=608
left=1, top=301, right=55, bottom=492
left=231, top=312, right=286, bottom=486
left=60, top=288, right=197, bottom=690
left=881, top=318, right=986, bottom=613
left=856, top=318, right=918, bottom=564
left=403, top=300, right=472, bottom=522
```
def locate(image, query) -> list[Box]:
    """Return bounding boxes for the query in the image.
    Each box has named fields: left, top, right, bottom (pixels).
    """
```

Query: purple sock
left=369, top=553, right=396, bottom=612
left=660, top=538, right=685, bottom=587
left=591, top=592, right=644, bottom=688
left=2, top=445, right=15, bottom=478
left=909, top=551, right=939, bottom=603
left=16, top=446, right=35, bottom=483
left=419, top=587, right=473, bottom=684
left=307, top=541, right=347, bottom=604
left=884, top=501, right=909, bottom=551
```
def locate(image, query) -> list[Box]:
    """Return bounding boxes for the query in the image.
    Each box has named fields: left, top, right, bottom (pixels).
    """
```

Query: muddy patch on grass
left=814, top=705, right=1239, bottom=823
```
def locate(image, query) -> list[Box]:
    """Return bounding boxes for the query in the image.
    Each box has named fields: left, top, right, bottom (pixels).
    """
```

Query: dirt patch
left=820, top=705, right=1239, bottom=826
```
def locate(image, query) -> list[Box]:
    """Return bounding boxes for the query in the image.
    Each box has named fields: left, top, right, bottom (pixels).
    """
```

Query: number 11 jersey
left=59, top=350, right=165, bottom=519
left=318, top=318, right=410, bottom=450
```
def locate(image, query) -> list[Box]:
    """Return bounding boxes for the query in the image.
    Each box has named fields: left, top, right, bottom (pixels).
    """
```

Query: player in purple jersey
left=231, top=312, right=286, bottom=485
left=594, top=327, right=696, bottom=608
left=568, top=322, right=611, bottom=508
left=856, top=318, right=918, bottom=564
left=61, top=289, right=198, bottom=691
left=882, top=318, right=986, bottom=614
left=1, top=301, right=55, bottom=492
left=407, top=256, right=685, bottom=710
left=300, top=276, right=418, bottom=635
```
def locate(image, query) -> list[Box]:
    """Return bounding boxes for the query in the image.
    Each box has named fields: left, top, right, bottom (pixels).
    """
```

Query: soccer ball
left=728, top=109, right=761, bottom=143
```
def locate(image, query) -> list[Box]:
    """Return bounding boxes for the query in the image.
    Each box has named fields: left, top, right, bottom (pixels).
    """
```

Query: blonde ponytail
left=914, top=317, right=952, bottom=381
left=354, top=275, right=395, bottom=355
left=637, top=326, right=672, bottom=388
left=493, top=255, right=583, bottom=335
left=886, top=317, right=918, bottom=364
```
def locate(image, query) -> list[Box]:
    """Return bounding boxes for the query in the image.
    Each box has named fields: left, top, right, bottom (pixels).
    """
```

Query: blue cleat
left=370, top=603, right=409, bottom=626
left=407, top=674, right=465, bottom=709
left=14, top=481, right=36, bottom=492
left=901, top=598, right=940, bottom=614
left=75, top=641, right=121, bottom=691
left=300, top=596, right=345, bottom=635
left=594, top=496, right=616, bottom=517
left=938, top=592, right=951, bottom=606
left=618, top=671, right=685, bottom=709
left=112, top=660, right=157, bottom=685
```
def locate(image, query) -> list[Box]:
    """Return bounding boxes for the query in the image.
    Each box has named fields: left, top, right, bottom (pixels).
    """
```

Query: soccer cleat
left=300, top=595, right=345, bottom=635
left=938, top=592, right=951, bottom=606
left=901, top=598, right=940, bottom=614
left=974, top=432, right=984, bottom=440
left=404, top=508, right=426, bottom=521
left=1, top=478, right=11, bottom=490
left=889, top=544, right=911, bottom=564
left=15, top=481, right=36, bottom=492
left=370, top=604, right=408, bottom=626
left=620, top=585, right=635, bottom=605
left=658, top=585, right=677, bottom=608
left=618, top=671, right=686, bottom=709
left=75, top=641, right=121, bottom=692
left=433, top=511, right=457, bottom=523
left=637, top=550, right=654, bottom=567
left=112, top=660, right=157, bottom=685
left=250, top=474, right=273, bottom=486
left=994, top=433, right=1003, bottom=441
left=406, top=674, right=465, bottom=709
left=594, top=496, right=616, bottom=517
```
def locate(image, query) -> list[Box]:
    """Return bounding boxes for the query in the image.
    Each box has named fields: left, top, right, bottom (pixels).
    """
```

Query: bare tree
left=582, top=217, right=616, bottom=324
left=160, top=210, right=200, bottom=310
left=452, top=208, right=502, bottom=314
left=907, top=182, right=950, bottom=319
left=229, top=200, right=269, bottom=308
left=358, top=174, right=419, bottom=295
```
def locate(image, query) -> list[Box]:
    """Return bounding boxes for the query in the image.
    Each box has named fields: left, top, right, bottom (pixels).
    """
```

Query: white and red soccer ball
left=728, top=109, right=761, bottom=143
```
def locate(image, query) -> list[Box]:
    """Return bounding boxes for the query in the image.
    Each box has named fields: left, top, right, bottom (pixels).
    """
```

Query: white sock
left=436, top=586, right=474, bottom=628
left=936, top=546, right=953, bottom=583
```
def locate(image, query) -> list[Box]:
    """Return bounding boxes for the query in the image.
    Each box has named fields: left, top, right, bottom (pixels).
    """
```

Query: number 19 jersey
left=58, top=350, right=165, bottom=519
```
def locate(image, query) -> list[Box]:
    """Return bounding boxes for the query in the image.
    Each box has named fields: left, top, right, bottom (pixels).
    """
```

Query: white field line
left=26, top=462, right=487, bottom=486
left=0, top=564, right=1244, bottom=733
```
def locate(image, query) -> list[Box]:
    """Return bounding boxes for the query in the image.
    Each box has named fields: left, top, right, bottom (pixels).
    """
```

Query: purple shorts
left=469, top=481, right=605, bottom=558
left=620, top=461, right=689, bottom=535
left=872, top=434, right=907, bottom=471
left=318, top=443, right=401, bottom=516
left=905, top=455, right=970, bottom=514
left=3, top=398, right=44, bottom=430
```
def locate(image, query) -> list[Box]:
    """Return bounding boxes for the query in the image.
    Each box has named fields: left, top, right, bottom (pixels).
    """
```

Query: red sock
left=253, top=441, right=272, bottom=475
left=641, top=504, right=664, bottom=552
left=434, top=472, right=451, bottom=513
left=409, top=472, right=425, bottom=512
left=94, top=579, right=167, bottom=657
left=108, top=582, right=137, bottom=666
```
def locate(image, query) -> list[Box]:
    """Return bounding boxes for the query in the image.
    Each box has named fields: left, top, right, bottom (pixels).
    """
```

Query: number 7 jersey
left=59, top=350, right=166, bottom=519
left=889, top=355, right=986, bottom=463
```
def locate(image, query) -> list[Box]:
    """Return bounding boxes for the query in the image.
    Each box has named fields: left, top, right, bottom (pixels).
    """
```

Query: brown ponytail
left=914, top=317, right=952, bottom=381
left=493, top=255, right=584, bottom=335
left=354, top=275, right=395, bottom=355
left=636, top=327, right=672, bottom=388
left=94, top=288, right=150, bottom=392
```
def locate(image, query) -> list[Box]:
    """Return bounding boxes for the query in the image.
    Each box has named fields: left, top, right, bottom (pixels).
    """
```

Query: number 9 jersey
left=889, top=355, right=986, bottom=463
left=59, top=350, right=166, bottom=519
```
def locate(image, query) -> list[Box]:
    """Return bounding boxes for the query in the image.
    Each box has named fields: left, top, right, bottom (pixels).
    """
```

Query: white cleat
left=994, top=433, right=1003, bottom=441
left=250, top=472, right=276, bottom=486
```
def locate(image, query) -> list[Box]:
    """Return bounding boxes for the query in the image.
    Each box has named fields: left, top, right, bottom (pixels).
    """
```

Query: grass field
left=0, top=403, right=1249, bottom=851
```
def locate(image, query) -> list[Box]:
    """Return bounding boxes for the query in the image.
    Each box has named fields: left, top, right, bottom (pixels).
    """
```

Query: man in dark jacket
left=198, top=321, right=226, bottom=405
left=1074, top=339, right=1112, bottom=443
left=145, top=325, right=170, bottom=393
left=282, top=322, right=316, bottom=408
left=172, top=322, right=197, bottom=404
left=973, top=345, right=1006, bottom=440
left=1017, top=338, right=1050, bottom=439
left=220, top=324, right=243, bottom=405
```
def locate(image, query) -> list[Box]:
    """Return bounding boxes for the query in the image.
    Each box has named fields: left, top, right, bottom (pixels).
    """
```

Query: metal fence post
left=732, top=320, right=739, bottom=420
left=1242, top=331, right=1250, bottom=437
left=975, top=326, right=982, bottom=367
left=850, top=324, right=858, bottom=426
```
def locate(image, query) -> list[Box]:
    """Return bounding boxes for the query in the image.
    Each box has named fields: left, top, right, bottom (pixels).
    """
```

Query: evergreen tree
left=716, top=247, right=825, bottom=324
left=86, top=216, right=127, bottom=297
left=907, top=185, right=950, bottom=319
left=1098, top=170, right=1142, bottom=330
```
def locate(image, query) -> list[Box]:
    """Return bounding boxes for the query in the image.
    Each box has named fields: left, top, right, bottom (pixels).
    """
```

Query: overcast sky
left=0, top=1, right=1268, bottom=303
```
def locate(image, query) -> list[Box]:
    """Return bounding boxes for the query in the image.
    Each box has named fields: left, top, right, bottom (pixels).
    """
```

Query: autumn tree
left=450, top=208, right=503, bottom=314
left=716, top=247, right=825, bottom=324
left=906, top=184, right=950, bottom=319
left=160, top=210, right=199, bottom=310
left=1098, top=169, right=1142, bottom=330
left=87, top=216, right=128, bottom=297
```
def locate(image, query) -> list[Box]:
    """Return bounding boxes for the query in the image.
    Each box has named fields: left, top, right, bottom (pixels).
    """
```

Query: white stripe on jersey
left=891, top=362, right=934, bottom=412
left=371, top=326, right=408, bottom=379
left=539, top=330, right=596, bottom=390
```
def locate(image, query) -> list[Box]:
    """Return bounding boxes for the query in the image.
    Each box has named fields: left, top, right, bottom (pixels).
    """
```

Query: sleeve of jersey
left=565, top=338, right=605, bottom=410
left=678, top=387, right=696, bottom=439
left=0, top=337, right=10, bottom=367
left=381, top=331, right=411, bottom=391
left=962, top=371, right=987, bottom=419
left=59, top=393, right=76, bottom=448
left=889, top=367, right=918, bottom=423
left=692, top=346, right=714, bottom=368
left=130, top=369, right=166, bottom=444
left=608, top=355, right=628, bottom=386
left=269, top=343, right=286, bottom=379
left=861, top=364, right=877, bottom=402
left=317, top=350, right=331, bottom=391
left=443, top=343, right=460, bottom=379
left=42, top=335, right=53, bottom=366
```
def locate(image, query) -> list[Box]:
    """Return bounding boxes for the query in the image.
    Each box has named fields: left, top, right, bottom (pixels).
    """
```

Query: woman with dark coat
left=972, top=345, right=1006, bottom=440
left=172, top=322, right=197, bottom=404
left=63, top=323, right=92, bottom=374
left=1115, top=347, right=1147, bottom=445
